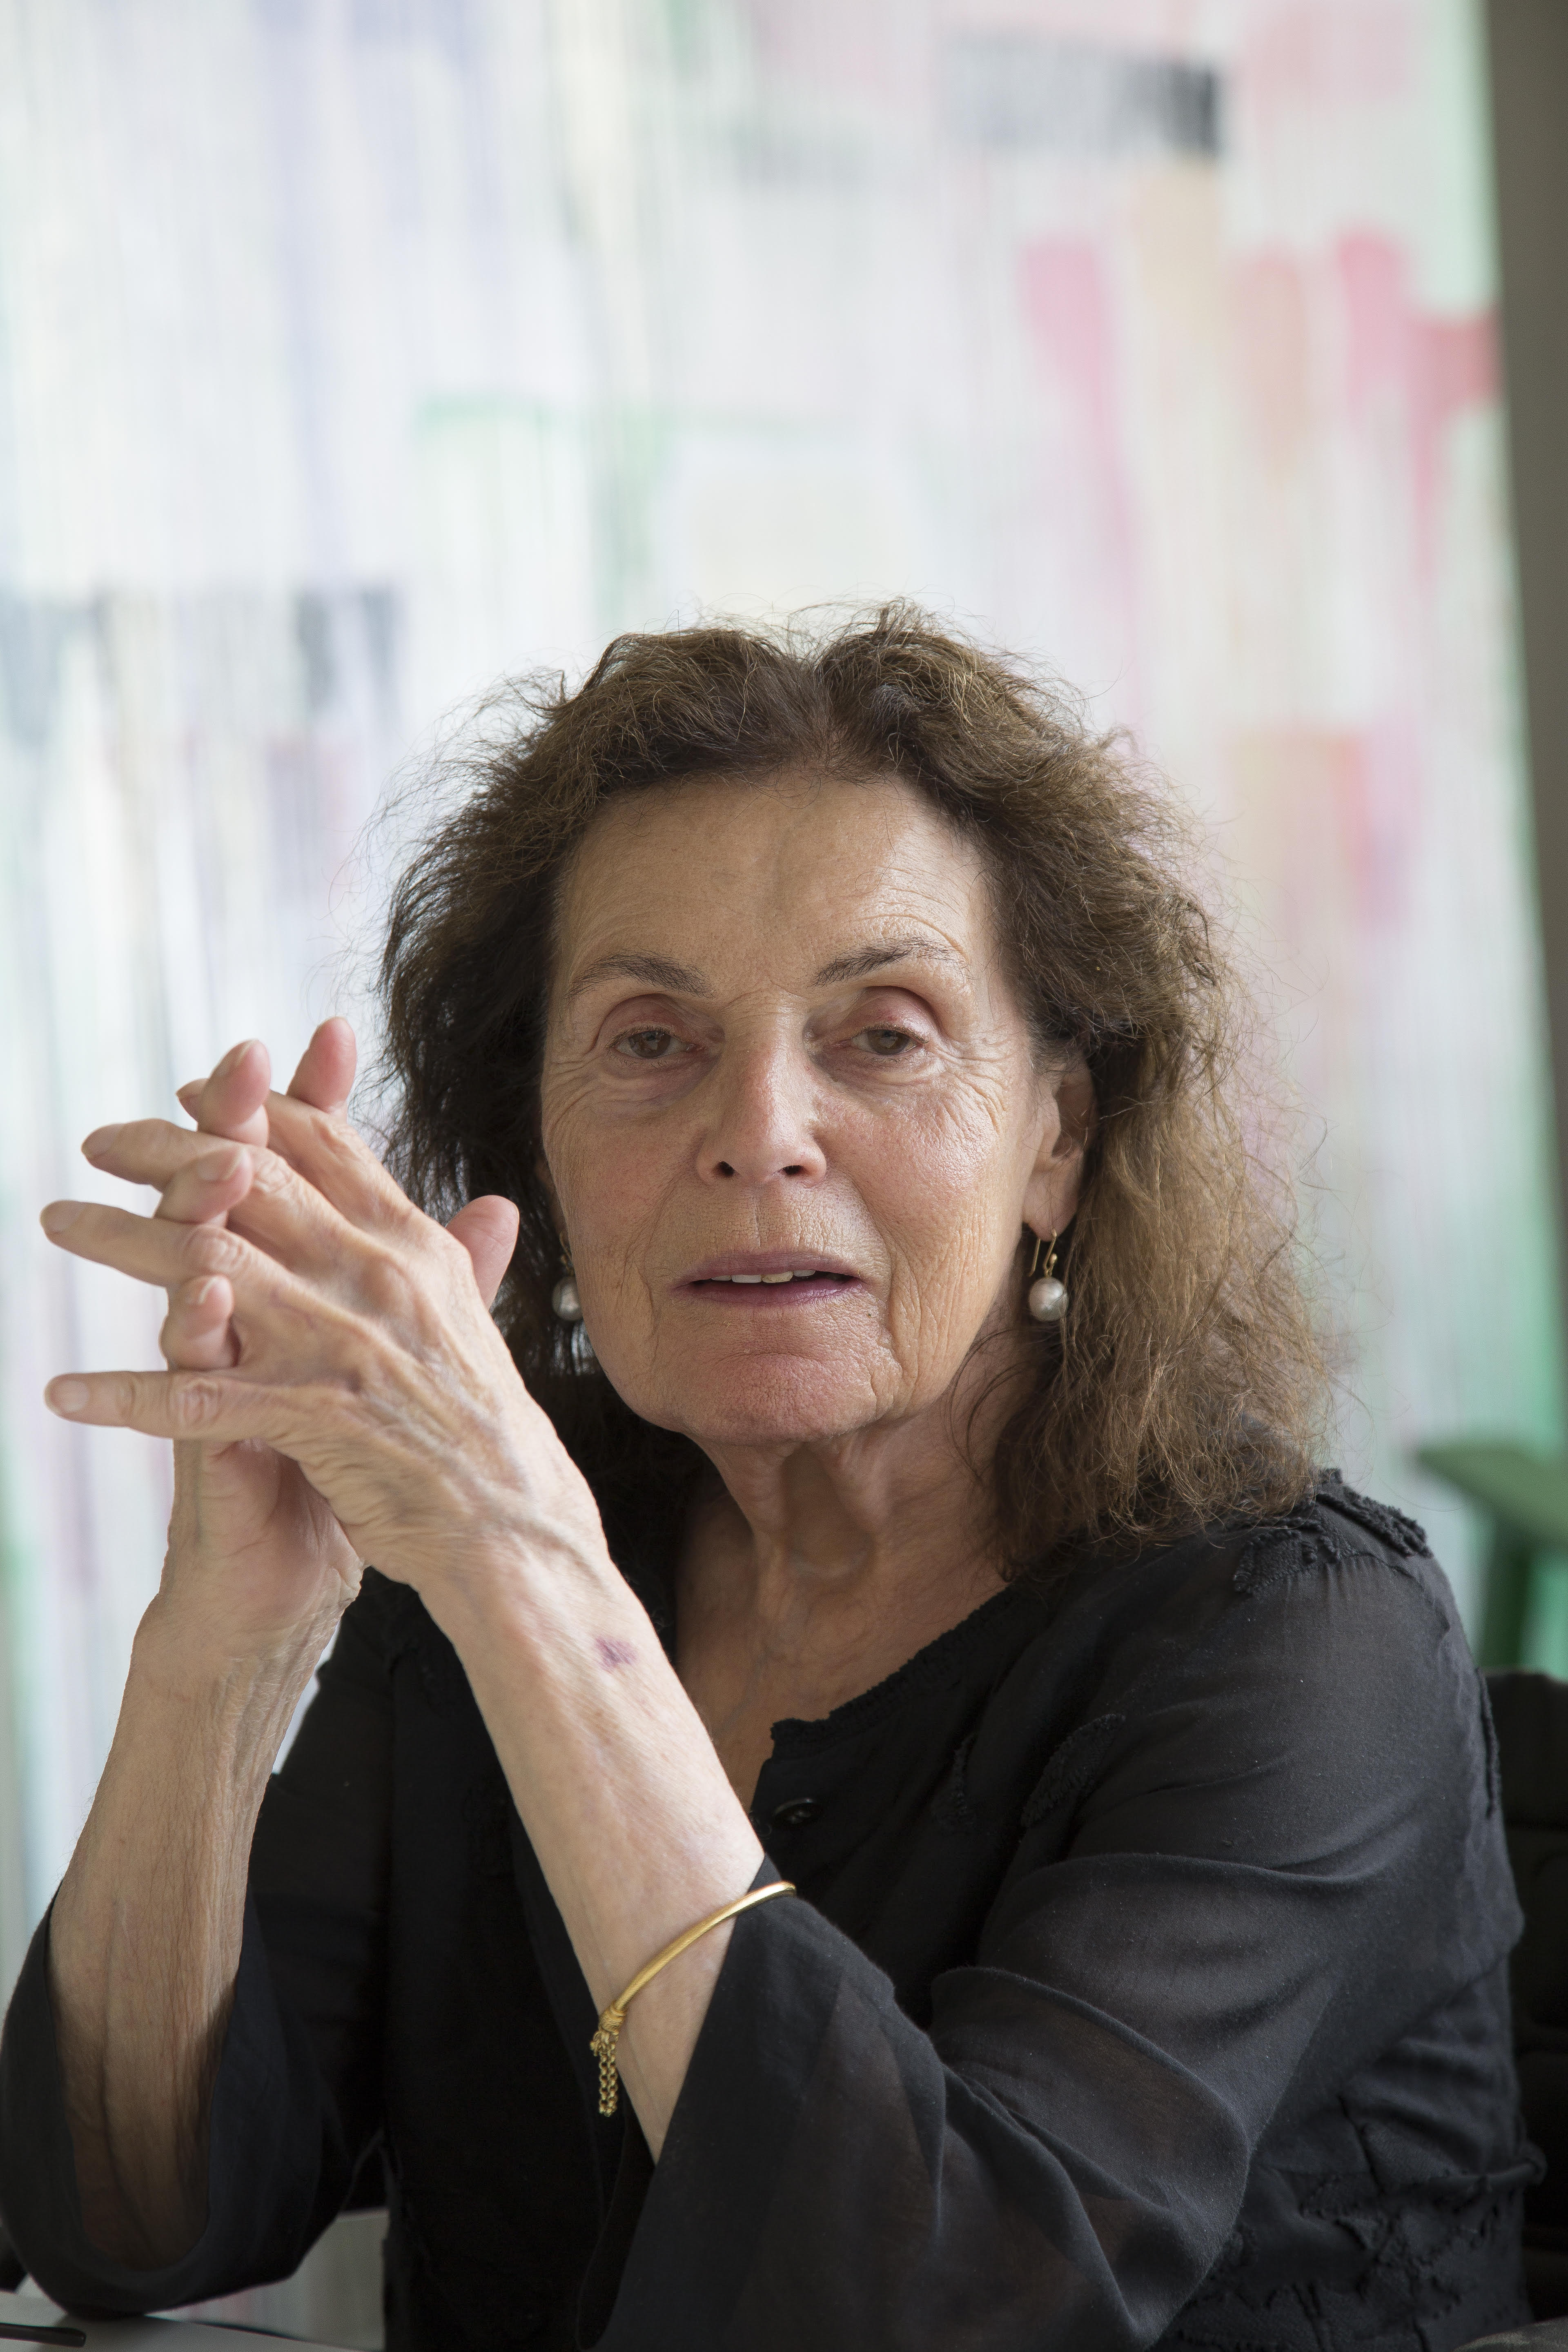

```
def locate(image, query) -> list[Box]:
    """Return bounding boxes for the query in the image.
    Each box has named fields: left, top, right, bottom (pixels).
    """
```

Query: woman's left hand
left=41, top=1033, right=608, bottom=1608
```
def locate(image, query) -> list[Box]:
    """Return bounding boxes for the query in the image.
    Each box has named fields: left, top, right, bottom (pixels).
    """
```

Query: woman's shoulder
left=1068, top=1468, right=1450, bottom=1631
left=1000, top=1474, right=1495, bottom=1879
left=1216, top=1467, right=1468, bottom=1668
left=1227, top=1467, right=1435, bottom=1592
left=1023, top=1469, right=1469, bottom=1737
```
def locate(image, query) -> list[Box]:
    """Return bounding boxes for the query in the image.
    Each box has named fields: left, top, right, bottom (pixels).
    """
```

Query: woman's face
left=540, top=769, right=1087, bottom=1452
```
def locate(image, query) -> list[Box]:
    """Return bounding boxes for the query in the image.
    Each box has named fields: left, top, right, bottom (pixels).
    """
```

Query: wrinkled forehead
left=550, top=766, right=1003, bottom=1005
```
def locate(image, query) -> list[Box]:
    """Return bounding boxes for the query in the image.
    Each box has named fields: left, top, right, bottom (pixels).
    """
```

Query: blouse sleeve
left=580, top=1539, right=1523, bottom=2352
left=0, top=1589, right=394, bottom=2316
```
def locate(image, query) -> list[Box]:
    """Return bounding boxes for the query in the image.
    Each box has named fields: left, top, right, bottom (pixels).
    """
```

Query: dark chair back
left=1488, top=1670, right=1568, bottom=2319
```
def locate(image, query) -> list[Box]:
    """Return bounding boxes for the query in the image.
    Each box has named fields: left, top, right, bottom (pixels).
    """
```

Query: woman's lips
left=675, top=1254, right=861, bottom=1303
left=683, top=1270, right=858, bottom=1304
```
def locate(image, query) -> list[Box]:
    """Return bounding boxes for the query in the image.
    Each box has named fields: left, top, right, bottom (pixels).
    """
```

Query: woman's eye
left=612, top=1027, right=684, bottom=1061
left=855, top=1025, right=916, bottom=1058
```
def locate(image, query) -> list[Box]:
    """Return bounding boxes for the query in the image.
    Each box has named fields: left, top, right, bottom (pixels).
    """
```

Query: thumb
left=447, top=1196, right=522, bottom=1309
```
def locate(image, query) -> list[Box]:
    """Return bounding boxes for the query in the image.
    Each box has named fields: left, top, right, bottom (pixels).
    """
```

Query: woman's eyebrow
left=814, top=936, right=967, bottom=985
left=566, top=935, right=965, bottom=1007
left=566, top=951, right=708, bottom=1005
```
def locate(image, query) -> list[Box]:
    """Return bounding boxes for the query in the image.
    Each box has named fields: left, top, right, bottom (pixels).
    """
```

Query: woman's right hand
left=87, top=1020, right=365, bottom=1668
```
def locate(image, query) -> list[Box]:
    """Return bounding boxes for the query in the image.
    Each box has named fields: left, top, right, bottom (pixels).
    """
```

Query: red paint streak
left=1339, top=721, right=1423, bottom=927
left=1337, top=232, right=1500, bottom=580
left=1018, top=239, right=1137, bottom=675
left=1242, top=2, right=1414, bottom=113
left=1237, top=725, right=1422, bottom=935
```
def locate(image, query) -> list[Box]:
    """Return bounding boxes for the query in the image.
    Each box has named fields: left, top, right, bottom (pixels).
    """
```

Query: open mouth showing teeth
left=696, top=1271, right=844, bottom=1285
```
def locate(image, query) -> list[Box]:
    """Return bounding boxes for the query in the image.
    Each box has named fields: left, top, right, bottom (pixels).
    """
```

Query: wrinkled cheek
left=565, top=1165, right=666, bottom=1293
left=880, top=1285, right=960, bottom=1393
left=887, top=1223, right=1007, bottom=1374
left=577, top=1282, right=659, bottom=1394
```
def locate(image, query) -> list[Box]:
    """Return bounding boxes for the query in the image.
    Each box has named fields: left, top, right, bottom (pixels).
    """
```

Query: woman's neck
left=687, top=1316, right=1029, bottom=1617
left=674, top=1396, right=1017, bottom=1804
left=697, top=1421, right=1000, bottom=1611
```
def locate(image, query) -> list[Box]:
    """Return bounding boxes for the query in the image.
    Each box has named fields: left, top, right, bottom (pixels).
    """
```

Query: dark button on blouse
left=769, top=1796, right=822, bottom=1831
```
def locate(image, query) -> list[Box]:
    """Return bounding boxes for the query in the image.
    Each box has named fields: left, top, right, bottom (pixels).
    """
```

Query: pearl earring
left=1027, top=1230, right=1067, bottom=1323
left=552, top=1247, right=584, bottom=1324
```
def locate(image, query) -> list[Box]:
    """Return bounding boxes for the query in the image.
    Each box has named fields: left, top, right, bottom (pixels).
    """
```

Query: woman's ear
left=1022, top=1055, right=1095, bottom=1238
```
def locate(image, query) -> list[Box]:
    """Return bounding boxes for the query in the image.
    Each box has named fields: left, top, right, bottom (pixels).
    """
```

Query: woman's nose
left=698, top=1037, right=826, bottom=1187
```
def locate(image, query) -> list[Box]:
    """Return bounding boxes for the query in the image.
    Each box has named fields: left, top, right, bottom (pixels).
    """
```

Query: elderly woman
left=0, top=613, right=1531, bottom=2350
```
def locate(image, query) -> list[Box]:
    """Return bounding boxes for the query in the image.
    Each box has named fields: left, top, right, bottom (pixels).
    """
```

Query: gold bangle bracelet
left=589, top=1880, right=797, bottom=2116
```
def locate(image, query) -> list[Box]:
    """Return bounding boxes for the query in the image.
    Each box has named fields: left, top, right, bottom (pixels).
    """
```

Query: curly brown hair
left=379, top=605, right=1324, bottom=1568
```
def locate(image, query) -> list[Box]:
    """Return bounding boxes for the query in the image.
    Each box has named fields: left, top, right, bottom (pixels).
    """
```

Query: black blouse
left=0, top=1477, right=1538, bottom=2350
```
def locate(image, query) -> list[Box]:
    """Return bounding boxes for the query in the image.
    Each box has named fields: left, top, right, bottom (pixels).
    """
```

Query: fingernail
left=216, top=1039, right=258, bottom=1080
left=46, top=1379, right=89, bottom=1415
left=186, top=1278, right=216, bottom=1307
left=196, top=1145, right=244, bottom=1181
left=83, top=1123, right=123, bottom=1162
left=40, top=1202, right=82, bottom=1235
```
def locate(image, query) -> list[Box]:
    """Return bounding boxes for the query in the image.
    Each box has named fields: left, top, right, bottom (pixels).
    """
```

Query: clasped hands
left=40, top=1019, right=602, bottom=1653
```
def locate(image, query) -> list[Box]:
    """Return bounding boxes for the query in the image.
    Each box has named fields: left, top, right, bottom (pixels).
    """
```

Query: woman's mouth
left=690, top=1271, right=854, bottom=1301
left=678, top=1256, right=860, bottom=1303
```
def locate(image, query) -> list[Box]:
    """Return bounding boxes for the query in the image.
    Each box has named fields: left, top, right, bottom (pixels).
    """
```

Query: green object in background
left=1419, top=1443, right=1568, bottom=1673
left=1521, top=1554, right=1568, bottom=1673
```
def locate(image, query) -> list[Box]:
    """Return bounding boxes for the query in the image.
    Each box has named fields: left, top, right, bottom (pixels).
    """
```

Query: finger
left=47, top=1154, right=376, bottom=1294
left=42, top=1197, right=269, bottom=1295
left=178, top=1078, right=299, bottom=1174
left=180, top=1039, right=272, bottom=1147
left=83, top=1118, right=252, bottom=1194
left=192, top=1138, right=369, bottom=1277
left=159, top=1276, right=239, bottom=1370
left=82, top=1125, right=274, bottom=1261
left=253, top=1090, right=419, bottom=1234
left=43, top=1366, right=308, bottom=1445
left=173, top=1078, right=396, bottom=1230
left=154, top=1143, right=257, bottom=1228
left=287, top=1018, right=357, bottom=1115
left=446, top=1197, right=521, bottom=1310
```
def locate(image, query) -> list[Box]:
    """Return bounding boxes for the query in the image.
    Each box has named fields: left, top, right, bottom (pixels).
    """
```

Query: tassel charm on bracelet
left=589, top=1880, right=797, bottom=2117
left=590, top=2006, right=629, bottom=2117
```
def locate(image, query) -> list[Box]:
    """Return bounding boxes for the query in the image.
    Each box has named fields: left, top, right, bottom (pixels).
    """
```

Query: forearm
left=429, top=1546, right=762, bottom=2158
left=47, top=1601, right=321, bottom=2267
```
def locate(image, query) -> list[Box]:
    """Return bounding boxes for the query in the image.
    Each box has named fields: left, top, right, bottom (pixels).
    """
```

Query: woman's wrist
left=129, top=1593, right=327, bottom=1769
left=414, top=1512, right=626, bottom=1653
